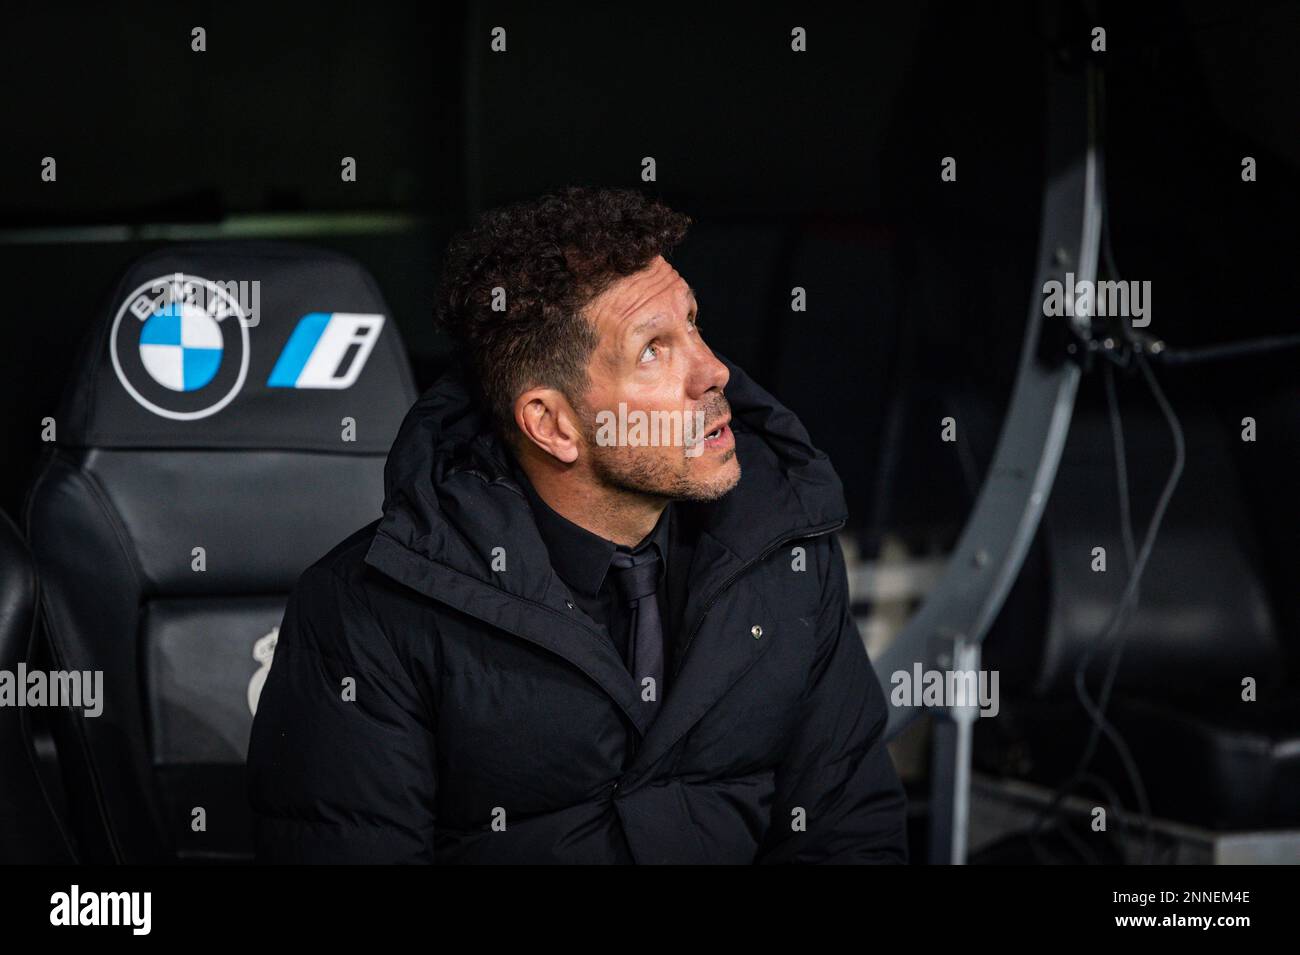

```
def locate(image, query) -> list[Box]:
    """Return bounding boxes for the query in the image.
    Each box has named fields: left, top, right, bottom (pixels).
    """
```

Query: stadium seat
left=0, top=508, right=77, bottom=863
left=979, top=396, right=1300, bottom=831
left=23, top=242, right=417, bottom=863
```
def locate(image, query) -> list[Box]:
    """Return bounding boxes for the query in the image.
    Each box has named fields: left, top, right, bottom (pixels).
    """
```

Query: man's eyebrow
left=627, top=312, right=671, bottom=337
left=625, top=288, right=699, bottom=338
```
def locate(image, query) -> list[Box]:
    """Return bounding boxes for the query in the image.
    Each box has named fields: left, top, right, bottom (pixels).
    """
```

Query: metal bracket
left=876, top=58, right=1103, bottom=863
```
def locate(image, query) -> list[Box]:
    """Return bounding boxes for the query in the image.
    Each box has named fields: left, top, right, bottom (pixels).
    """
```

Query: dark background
left=1, top=0, right=1296, bottom=574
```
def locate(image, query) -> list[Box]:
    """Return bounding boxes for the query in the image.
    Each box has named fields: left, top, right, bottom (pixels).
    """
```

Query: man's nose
left=687, top=345, right=729, bottom=399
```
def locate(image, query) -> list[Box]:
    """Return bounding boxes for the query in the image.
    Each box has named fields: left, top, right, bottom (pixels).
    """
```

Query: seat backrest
left=985, top=399, right=1284, bottom=706
left=24, top=242, right=417, bottom=862
left=0, top=509, right=77, bottom=863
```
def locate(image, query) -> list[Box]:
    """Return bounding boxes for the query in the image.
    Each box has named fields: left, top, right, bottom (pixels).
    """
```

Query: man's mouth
left=701, top=417, right=731, bottom=446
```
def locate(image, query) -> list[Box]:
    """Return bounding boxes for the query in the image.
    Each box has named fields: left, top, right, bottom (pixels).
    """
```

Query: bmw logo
left=110, top=273, right=251, bottom=420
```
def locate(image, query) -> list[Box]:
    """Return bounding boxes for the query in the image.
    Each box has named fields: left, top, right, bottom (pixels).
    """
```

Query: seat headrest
left=60, top=241, right=416, bottom=453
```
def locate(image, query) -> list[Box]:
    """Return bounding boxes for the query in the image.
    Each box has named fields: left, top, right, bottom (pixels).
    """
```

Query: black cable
left=1030, top=352, right=1182, bottom=865
left=1029, top=770, right=1139, bottom=865
left=1035, top=348, right=1186, bottom=860
left=1027, top=63, right=1180, bottom=862
left=1069, top=357, right=1165, bottom=860
left=1106, top=363, right=1138, bottom=576
left=1083, top=356, right=1183, bottom=861
left=1029, top=361, right=1154, bottom=864
left=1155, top=334, right=1300, bottom=366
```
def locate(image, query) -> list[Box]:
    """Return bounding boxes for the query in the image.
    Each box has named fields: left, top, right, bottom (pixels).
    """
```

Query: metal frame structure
left=876, top=57, right=1103, bottom=864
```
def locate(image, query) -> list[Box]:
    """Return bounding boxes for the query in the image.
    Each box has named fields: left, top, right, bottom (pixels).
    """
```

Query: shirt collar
left=512, top=455, right=672, bottom=599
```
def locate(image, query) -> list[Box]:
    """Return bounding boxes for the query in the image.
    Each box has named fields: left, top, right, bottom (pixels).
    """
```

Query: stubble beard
left=575, top=395, right=741, bottom=504
left=589, top=442, right=740, bottom=503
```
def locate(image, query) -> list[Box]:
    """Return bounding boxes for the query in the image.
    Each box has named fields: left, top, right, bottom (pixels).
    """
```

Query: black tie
left=609, top=549, right=665, bottom=707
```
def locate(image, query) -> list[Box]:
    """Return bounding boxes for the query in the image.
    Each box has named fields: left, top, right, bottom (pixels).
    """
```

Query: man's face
left=574, top=255, right=740, bottom=502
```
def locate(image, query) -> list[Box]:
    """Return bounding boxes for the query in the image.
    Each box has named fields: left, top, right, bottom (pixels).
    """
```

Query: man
left=246, top=186, right=908, bottom=863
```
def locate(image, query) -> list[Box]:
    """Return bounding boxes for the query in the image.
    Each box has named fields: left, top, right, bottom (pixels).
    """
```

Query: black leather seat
left=979, top=398, right=1300, bottom=832
left=0, top=509, right=77, bottom=863
left=24, top=242, right=417, bottom=862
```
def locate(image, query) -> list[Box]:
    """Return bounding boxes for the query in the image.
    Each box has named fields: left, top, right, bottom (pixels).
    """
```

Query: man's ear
left=514, top=387, right=582, bottom=464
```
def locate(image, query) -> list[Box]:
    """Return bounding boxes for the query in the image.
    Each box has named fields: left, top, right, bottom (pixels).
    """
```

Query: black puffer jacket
left=246, top=356, right=907, bottom=863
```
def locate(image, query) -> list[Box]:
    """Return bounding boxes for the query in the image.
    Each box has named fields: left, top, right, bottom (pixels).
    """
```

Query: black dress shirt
left=511, top=459, right=677, bottom=691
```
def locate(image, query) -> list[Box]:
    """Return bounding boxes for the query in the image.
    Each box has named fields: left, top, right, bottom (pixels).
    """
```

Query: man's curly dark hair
left=435, top=185, right=692, bottom=441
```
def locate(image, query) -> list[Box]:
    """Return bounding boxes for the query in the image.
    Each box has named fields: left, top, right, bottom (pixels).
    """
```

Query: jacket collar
left=511, top=455, right=671, bottom=599
left=363, top=354, right=847, bottom=774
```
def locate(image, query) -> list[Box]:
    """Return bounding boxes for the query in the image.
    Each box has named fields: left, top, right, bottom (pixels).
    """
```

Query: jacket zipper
left=671, top=518, right=847, bottom=679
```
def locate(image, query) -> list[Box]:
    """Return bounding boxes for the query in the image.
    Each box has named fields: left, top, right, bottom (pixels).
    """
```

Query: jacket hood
left=363, top=354, right=847, bottom=612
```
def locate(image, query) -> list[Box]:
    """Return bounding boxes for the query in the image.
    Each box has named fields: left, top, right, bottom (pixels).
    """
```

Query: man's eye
left=639, top=342, right=659, bottom=363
